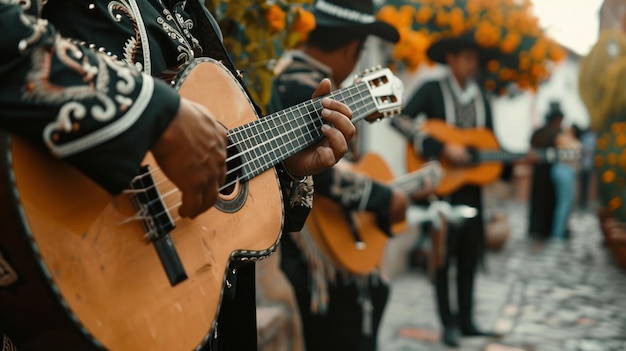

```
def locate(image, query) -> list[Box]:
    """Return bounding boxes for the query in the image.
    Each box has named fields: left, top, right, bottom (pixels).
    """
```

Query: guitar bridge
left=129, top=165, right=188, bottom=286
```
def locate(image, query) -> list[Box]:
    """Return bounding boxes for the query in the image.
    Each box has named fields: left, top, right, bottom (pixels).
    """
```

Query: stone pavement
left=377, top=201, right=626, bottom=351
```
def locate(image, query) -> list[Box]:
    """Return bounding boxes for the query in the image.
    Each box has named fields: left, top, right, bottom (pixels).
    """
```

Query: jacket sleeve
left=313, top=167, right=393, bottom=233
left=0, top=3, right=180, bottom=194
left=391, top=81, right=444, bottom=160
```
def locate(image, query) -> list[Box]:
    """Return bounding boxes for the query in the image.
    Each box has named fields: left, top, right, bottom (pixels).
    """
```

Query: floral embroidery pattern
left=22, top=35, right=153, bottom=157
left=156, top=7, right=195, bottom=64
left=290, top=176, right=314, bottom=209
left=330, top=169, right=371, bottom=210
left=107, top=0, right=147, bottom=71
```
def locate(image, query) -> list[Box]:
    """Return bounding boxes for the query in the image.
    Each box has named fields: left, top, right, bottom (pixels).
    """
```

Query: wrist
left=278, top=162, right=307, bottom=183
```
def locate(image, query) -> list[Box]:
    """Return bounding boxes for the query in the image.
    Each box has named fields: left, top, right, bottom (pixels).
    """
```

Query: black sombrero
left=426, top=32, right=501, bottom=64
left=311, top=0, right=400, bottom=43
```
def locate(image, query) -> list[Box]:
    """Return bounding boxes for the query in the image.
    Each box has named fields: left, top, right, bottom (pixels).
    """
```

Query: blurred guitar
left=0, top=58, right=404, bottom=350
left=306, top=153, right=443, bottom=275
left=399, top=119, right=580, bottom=196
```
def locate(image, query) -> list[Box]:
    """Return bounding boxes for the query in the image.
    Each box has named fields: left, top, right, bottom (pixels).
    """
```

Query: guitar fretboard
left=477, top=148, right=580, bottom=163
left=227, top=82, right=379, bottom=181
left=392, top=162, right=442, bottom=196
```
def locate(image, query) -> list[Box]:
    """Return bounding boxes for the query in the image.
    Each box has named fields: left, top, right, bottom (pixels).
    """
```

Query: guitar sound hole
left=216, top=142, right=248, bottom=213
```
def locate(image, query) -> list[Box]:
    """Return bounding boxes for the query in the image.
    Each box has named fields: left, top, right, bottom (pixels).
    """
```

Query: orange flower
left=530, top=41, right=547, bottom=61
left=609, top=196, right=623, bottom=211
left=449, top=8, right=466, bottom=36
left=436, top=11, right=450, bottom=27
left=466, top=0, right=482, bottom=16
left=290, top=7, right=316, bottom=40
left=399, top=5, right=416, bottom=27
left=530, top=64, right=545, bottom=79
left=518, top=56, right=531, bottom=70
left=550, top=43, right=567, bottom=62
left=498, top=68, right=516, bottom=81
left=416, top=6, right=434, bottom=25
left=486, top=59, right=499, bottom=73
left=377, top=5, right=398, bottom=25
left=603, top=170, right=616, bottom=183
left=484, top=80, right=497, bottom=91
left=500, top=32, right=521, bottom=54
left=475, top=21, right=501, bottom=48
left=266, top=4, right=286, bottom=34
left=595, top=155, right=605, bottom=167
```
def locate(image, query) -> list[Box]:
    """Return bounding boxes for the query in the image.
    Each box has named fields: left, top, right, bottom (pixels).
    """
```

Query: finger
left=198, top=182, right=220, bottom=217
left=179, top=190, right=203, bottom=218
left=321, top=97, right=353, bottom=121
left=314, top=144, right=338, bottom=169
left=321, top=124, right=348, bottom=162
left=311, top=78, right=332, bottom=98
left=321, top=105, right=355, bottom=142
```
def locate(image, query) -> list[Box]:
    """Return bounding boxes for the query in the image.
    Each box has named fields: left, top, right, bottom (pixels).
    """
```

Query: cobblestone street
left=378, top=201, right=626, bottom=351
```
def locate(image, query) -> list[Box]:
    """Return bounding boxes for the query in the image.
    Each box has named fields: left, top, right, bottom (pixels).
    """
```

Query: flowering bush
left=376, top=0, right=567, bottom=95
left=205, top=0, right=315, bottom=110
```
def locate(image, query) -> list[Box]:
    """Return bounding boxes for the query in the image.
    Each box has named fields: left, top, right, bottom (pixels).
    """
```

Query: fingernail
left=322, top=108, right=330, bottom=116
left=321, top=124, right=331, bottom=131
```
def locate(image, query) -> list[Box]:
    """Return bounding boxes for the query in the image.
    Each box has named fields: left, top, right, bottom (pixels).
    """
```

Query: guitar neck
left=227, top=82, right=379, bottom=182
left=391, top=168, right=436, bottom=196
left=477, top=148, right=579, bottom=163
left=476, top=150, right=530, bottom=163
left=392, top=174, right=425, bottom=196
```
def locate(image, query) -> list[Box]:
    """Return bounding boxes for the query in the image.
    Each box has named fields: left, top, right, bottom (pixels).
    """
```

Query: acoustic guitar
left=0, top=58, right=404, bottom=350
left=399, top=119, right=580, bottom=196
left=306, top=153, right=443, bottom=275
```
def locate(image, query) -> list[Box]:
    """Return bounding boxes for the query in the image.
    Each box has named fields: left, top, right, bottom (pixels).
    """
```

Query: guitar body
left=0, top=60, right=283, bottom=350
left=406, top=119, right=503, bottom=196
left=306, top=153, right=406, bottom=275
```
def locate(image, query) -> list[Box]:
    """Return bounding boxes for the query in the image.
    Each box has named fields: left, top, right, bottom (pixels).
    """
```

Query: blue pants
left=550, top=163, right=576, bottom=239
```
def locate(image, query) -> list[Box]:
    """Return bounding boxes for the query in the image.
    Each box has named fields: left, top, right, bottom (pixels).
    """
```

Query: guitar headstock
left=354, top=66, right=404, bottom=123
left=421, top=160, right=445, bottom=188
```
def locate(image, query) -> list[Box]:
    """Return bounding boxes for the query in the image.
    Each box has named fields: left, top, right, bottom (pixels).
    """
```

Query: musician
left=390, top=34, right=503, bottom=347
left=528, top=103, right=564, bottom=239
left=0, top=1, right=355, bottom=350
left=267, top=1, right=425, bottom=350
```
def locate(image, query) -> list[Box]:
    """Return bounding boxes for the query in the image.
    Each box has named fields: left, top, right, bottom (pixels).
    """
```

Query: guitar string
left=123, top=95, right=377, bottom=200
left=125, top=89, right=378, bottom=194
left=393, top=164, right=443, bottom=194
left=227, top=97, right=378, bottom=181
left=222, top=85, right=376, bottom=180
left=120, top=73, right=398, bottom=227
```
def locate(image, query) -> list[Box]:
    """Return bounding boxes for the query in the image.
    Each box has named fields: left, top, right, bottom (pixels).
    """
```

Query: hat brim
left=313, top=10, right=400, bottom=43
left=427, top=37, right=500, bottom=65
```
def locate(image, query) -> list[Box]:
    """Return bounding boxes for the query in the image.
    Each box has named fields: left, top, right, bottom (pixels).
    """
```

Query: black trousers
left=433, top=186, right=484, bottom=330
left=210, top=262, right=257, bottom=351
left=280, top=235, right=389, bottom=351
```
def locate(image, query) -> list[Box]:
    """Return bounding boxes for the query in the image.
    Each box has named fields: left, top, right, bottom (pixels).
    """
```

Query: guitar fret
left=227, top=78, right=395, bottom=181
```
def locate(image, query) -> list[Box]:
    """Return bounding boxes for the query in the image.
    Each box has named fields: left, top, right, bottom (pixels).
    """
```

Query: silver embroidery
left=290, top=176, right=314, bottom=209
left=107, top=0, right=150, bottom=72
left=330, top=169, right=372, bottom=210
left=106, top=0, right=195, bottom=72
left=22, top=37, right=149, bottom=157
left=15, top=13, right=47, bottom=52
left=157, top=13, right=194, bottom=63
